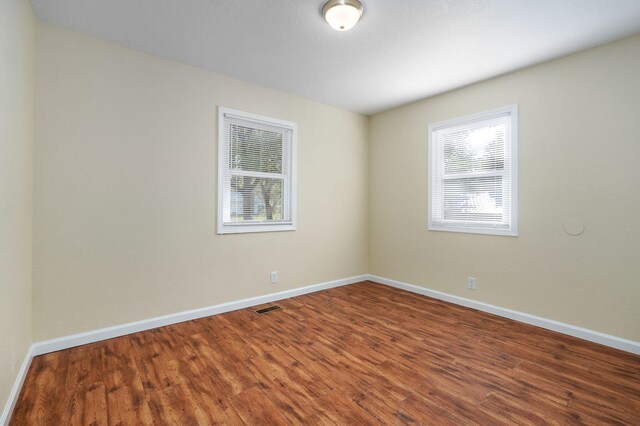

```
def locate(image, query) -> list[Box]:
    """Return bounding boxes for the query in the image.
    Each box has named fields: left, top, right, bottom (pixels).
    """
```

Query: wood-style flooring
left=10, top=281, right=640, bottom=425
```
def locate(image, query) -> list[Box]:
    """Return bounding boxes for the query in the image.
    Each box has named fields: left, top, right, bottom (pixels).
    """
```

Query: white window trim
left=427, top=105, right=518, bottom=237
left=217, top=107, right=297, bottom=234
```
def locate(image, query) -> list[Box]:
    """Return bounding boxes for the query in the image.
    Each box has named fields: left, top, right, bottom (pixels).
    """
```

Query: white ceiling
left=31, top=0, right=640, bottom=115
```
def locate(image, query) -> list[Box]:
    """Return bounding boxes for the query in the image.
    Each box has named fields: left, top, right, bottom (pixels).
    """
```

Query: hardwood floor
left=11, top=281, right=640, bottom=425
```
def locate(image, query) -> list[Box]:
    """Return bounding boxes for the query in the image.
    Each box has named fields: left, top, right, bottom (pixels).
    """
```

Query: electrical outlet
left=270, top=271, right=279, bottom=284
left=467, top=276, right=477, bottom=290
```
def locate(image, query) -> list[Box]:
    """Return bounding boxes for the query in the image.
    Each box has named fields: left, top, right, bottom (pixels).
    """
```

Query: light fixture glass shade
left=323, top=0, right=364, bottom=31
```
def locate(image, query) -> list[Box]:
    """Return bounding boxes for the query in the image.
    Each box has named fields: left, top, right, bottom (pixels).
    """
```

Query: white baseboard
left=27, top=273, right=640, bottom=357
left=367, top=274, right=640, bottom=355
left=31, top=274, right=367, bottom=356
left=0, top=346, right=33, bottom=426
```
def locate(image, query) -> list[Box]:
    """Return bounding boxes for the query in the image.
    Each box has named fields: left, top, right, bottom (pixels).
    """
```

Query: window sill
left=428, top=224, right=518, bottom=237
left=217, top=223, right=296, bottom=235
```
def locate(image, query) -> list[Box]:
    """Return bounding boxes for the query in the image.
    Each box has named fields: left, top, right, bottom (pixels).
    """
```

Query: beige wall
left=0, top=0, right=35, bottom=413
left=369, top=35, right=640, bottom=341
left=33, top=24, right=369, bottom=340
left=31, top=23, right=640, bottom=344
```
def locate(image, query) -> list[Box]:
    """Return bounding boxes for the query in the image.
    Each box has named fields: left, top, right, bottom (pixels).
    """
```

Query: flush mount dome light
left=322, top=0, right=364, bottom=31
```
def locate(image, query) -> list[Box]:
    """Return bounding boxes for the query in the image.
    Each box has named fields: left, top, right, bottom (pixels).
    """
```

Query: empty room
left=2, top=0, right=640, bottom=424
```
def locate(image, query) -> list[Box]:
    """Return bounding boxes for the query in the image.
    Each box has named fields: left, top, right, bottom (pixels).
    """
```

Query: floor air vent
left=254, top=305, right=283, bottom=315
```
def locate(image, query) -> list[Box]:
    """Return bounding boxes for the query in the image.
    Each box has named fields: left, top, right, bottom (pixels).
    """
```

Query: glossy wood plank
left=10, top=281, right=640, bottom=425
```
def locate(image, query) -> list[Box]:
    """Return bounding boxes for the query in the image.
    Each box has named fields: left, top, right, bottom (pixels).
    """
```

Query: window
left=218, top=107, right=296, bottom=234
left=428, top=105, right=517, bottom=236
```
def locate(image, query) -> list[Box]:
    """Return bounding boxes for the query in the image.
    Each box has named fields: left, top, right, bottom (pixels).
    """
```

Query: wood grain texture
left=10, top=281, right=640, bottom=425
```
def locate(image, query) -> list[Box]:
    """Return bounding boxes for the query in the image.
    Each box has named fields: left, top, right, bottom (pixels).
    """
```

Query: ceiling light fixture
left=322, top=0, right=364, bottom=32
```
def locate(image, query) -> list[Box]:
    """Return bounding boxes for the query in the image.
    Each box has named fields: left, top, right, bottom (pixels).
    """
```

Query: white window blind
left=428, top=105, right=517, bottom=236
left=218, top=107, right=297, bottom=234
